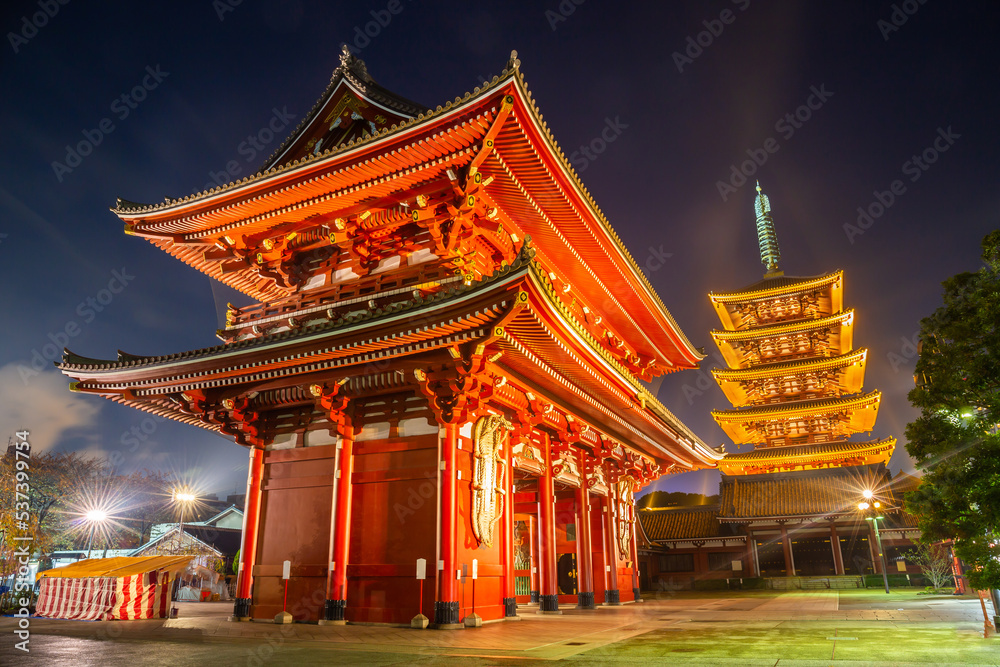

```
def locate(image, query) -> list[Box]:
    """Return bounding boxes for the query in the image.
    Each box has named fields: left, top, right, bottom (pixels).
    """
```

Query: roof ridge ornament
left=507, top=49, right=521, bottom=71
left=754, top=182, right=783, bottom=278
left=337, top=44, right=375, bottom=86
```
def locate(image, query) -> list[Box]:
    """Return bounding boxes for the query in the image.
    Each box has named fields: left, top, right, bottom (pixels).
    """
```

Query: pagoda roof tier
left=711, top=390, right=881, bottom=444
left=717, top=437, right=896, bottom=475
left=109, top=53, right=702, bottom=374
left=712, top=309, right=854, bottom=369
left=57, top=247, right=720, bottom=471
left=718, top=467, right=897, bottom=521
left=710, top=271, right=843, bottom=306
left=712, top=349, right=868, bottom=407
left=710, top=271, right=843, bottom=331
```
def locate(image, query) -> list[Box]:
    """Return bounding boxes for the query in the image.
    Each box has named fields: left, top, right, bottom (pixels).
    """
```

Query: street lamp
left=859, top=493, right=889, bottom=594
left=172, top=490, right=197, bottom=554
left=84, top=509, right=107, bottom=559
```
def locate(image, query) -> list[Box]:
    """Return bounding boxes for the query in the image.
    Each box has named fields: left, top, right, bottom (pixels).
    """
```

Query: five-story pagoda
left=707, top=184, right=898, bottom=577
left=636, top=185, right=917, bottom=585
left=709, top=185, right=896, bottom=477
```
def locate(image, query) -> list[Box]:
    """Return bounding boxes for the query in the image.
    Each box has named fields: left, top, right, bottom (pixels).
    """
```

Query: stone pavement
left=1, top=591, right=996, bottom=663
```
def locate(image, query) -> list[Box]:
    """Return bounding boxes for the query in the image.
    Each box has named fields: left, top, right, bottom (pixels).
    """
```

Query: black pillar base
left=539, top=594, right=559, bottom=611
left=604, top=589, right=621, bottom=604
left=324, top=599, right=346, bottom=621
left=233, top=597, right=251, bottom=618
left=529, top=590, right=539, bottom=603
left=633, top=587, right=642, bottom=602
left=503, top=597, right=518, bottom=617
left=434, top=600, right=459, bottom=625
left=577, top=591, right=596, bottom=609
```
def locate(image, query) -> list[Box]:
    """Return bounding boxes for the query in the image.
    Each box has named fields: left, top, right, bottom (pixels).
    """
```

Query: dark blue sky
left=2, top=1, right=997, bottom=499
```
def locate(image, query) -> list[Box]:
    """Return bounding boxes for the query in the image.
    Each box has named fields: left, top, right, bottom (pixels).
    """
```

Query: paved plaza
left=1, top=590, right=997, bottom=665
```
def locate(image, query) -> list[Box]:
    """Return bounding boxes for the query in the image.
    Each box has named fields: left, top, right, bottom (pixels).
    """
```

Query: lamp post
left=859, top=491, right=889, bottom=594
left=173, top=490, right=196, bottom=554
left=84, top=509, right=107, bottom=559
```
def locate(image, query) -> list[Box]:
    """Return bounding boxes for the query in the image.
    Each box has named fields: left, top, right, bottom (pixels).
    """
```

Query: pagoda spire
left=754, top=182, right=783, bottom=278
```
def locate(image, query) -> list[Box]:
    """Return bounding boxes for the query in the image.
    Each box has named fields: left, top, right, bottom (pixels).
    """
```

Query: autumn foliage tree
left=0, top=449, right=105, bottom=574
left=905, top=230, right=1000, bottom=591
left=0, top=446, right=175, bottom=575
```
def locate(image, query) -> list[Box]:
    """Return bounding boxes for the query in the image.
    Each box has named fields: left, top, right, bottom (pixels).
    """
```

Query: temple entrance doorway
left=788, top=536, right=836, bottom=576
left=755, top=537, right=788, bottom=577
left=557, top=553, right=577, bottom=595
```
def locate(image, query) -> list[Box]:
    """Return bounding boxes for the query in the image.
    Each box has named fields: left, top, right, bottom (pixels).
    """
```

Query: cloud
left=0, top=363, right=101, bottom=452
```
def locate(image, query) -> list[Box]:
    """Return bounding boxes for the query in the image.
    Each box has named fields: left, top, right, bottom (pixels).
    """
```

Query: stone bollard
left=411, top=613, right=429, bottom=629
left=274, top=611, right=293, bottom=624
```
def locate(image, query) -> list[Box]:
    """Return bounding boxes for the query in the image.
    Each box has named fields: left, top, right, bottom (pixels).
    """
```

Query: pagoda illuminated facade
left=636, top=185, right=919, bottom=583
left=709, top=184, right=896, bottom=475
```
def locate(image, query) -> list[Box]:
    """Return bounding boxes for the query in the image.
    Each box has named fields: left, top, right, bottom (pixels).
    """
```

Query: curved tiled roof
left=712, top=349, right=867, bottom=382
left=718, top=471, right=897, bottom=519
left=711, top=390, right=881, bottom=421
left=721, top=438, right=895, bottom=463
left=108, top=51, right=703, bottom=370
left=259, top=45, right=429, bottom=171
left=639, top=505, right=724, bottom=540
left=710, top=271, right=842, bottom=303
left=711, top=309, right=853, bottom=342
left=58, top=238, right=538, bottom=372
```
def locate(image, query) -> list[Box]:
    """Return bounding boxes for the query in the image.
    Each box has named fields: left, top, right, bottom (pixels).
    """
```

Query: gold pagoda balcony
left=711, top=390, right=881, bottom=445
left=712, top=349, right=868, bottom=407
left=709, top=270, right=843, bottom=331
left=711, top=309, right=854, bottom=370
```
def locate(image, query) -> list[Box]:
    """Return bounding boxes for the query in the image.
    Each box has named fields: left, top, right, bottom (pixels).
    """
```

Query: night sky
left=2, top=1, right=997, bottom=500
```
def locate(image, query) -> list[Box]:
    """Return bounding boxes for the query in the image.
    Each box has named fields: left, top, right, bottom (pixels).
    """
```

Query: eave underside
left=58, top=267, right=715, bottom=471
left=114, top=72, right=700, bottom=372
left=718, top=438, right=896, bottom=474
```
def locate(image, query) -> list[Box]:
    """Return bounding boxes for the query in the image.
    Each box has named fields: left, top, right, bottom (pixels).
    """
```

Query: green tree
left=905, top=230, right=1000, bottom=591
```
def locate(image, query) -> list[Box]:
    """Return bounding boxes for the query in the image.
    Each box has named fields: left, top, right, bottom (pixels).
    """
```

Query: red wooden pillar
left=528, top=514, right=538, bottom=602
left=744, top=529, right=758, bottom=577
left=629, top=501, right=641, bottom=602
left=434, top=423, right=460, bottom=625
left=574, top=483, right=595, bottom=609
left=951, top=547, right=966, bottom=594
left=830, top=522, right=845, bottom=575
left=501, top=436, right=517, bottom=617
left=234, top=446, right=264, bottom=619
left=780, top=523, right=796, bottom=576
left=537, top=437, right=559, bottom=612
left=603, top=492, right=621, bottom=604
left=325, top=427, right=355, bottom=623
